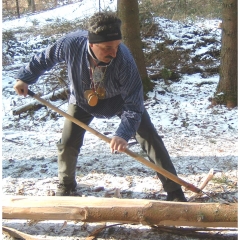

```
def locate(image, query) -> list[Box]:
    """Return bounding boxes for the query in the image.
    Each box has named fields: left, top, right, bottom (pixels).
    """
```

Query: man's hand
left=14, top=80, right=29, bottom=97
left=110, top=136, right=128, bottom=153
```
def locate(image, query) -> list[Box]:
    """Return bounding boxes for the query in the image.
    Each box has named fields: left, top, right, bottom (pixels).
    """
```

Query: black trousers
left=57, top=104, right=181, bottom=192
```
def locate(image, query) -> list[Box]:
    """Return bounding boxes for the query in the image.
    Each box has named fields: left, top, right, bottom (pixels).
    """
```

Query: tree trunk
left=16, top=0, right=20, bottom=18
left=2, top=196, right=237, bottom=228
left=212, top=0, right=238, bottom=108
left=3, top=0, right=10, bottom=12
left=117, top=0, right=153, bottom=96
left=31, top=0, right=36, bottom=13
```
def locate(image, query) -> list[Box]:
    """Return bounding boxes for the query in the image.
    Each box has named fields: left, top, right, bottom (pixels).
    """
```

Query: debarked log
left=2, top=196, right=237, bottom=228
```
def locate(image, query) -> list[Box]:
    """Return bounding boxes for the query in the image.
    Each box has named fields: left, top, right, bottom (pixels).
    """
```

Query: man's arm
left=113, top=44, right=145, bottom=142
left=14, top=33, right=71, bottom=90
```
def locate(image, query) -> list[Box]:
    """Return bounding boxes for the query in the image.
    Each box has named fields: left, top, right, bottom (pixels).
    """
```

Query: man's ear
left=89, top=43, right=94, bottom=48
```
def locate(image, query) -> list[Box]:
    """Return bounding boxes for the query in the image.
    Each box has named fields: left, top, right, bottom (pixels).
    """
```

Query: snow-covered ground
left=2, top=1, right=238, bottom=239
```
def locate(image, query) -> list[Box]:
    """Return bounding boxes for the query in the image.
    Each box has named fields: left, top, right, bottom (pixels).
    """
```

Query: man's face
left=90, top=40, right=121, bottom=63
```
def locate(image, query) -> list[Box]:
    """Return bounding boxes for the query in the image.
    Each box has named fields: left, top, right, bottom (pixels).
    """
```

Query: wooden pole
left=2, top=196, right=237, bottom=228
left=27, top=90, right=201, bottom=194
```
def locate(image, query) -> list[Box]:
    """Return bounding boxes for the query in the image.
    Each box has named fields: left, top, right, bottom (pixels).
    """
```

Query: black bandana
left=88, top=28, right=122, bottom=43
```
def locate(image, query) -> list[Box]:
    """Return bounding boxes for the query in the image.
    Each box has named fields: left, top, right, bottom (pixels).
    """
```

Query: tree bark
left=31, top=0, right=36, bottom=13
left=2, top=196, right=237, bottom=228
left=16, top=0, right=20, bottom=18
left=117, top=0, right=153, bottom=95
left=212, top=0, right=238, bottom=108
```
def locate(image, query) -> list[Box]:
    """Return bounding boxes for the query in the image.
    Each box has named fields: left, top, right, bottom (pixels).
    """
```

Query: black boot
left=56, top=181, right=77, bottom=196
left=167, top=188, right=187, bottom=202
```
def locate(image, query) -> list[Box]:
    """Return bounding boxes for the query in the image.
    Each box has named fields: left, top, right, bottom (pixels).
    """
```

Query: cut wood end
left=188, top=168, right=215, bottom=201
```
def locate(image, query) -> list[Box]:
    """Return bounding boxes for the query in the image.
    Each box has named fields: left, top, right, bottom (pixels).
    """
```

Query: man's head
left=88, top=12, right=122, bottom=63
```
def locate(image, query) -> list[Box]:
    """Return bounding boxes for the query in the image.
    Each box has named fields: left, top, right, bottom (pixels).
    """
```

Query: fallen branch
left=2, top=196, right=237, bottom=228
left=152, top=225, right=237, bottom=239
left=2, top=226, right=45, bottom=240
left=12, top=88, right=68, bottom=115
left=86, top=223, right=124, bottom=240
left=3, top=138, right=24, bottom=145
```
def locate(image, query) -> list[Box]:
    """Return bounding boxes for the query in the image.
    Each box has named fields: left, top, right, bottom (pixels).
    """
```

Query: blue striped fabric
left=16, top=30, right=145, bottom=141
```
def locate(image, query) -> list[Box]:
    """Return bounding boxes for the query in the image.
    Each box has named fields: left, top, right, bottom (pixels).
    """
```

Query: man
left=14, top=12, right=187, bottom=201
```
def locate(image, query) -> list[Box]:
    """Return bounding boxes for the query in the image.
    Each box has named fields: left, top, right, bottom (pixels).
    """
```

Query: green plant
left=181, top=120, right=189, bottom=128
left=212, top=174, right=228, bottom=184
left=161, top=68, right=172, bottom=85
left=31, top=18, right=40, bottom=26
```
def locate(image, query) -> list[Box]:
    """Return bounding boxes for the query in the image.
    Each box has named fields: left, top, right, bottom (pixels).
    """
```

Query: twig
left=2, top=226, right=46, bottom=240
left=151, top=225, right=237, bottom=239
left=153, top=225, right=237, bottom=232
left=86, top=223, right=125, bottom=240
left=4, top=138, right=24, bottom=145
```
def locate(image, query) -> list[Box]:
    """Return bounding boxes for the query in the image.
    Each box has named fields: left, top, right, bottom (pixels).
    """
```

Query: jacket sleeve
left=15, top=37, right=67, bottom=84
left=114, top=44, right=145, bottom=141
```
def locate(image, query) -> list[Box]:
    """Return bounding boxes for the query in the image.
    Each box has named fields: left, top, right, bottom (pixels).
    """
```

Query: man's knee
left=57, top=142, right=80, bottom=156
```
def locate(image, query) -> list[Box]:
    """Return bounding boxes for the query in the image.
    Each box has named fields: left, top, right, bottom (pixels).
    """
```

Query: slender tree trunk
left=31, top=0, right=36, bottom=13
left=3, top=0, right=9, bottom=11
left=2, top=196, right=237, bottom=227
left=212, top=0, right=238, bottom=108
left=117, top=0, right=153, bottom=96
left=16, top=0, right=20, bottom=18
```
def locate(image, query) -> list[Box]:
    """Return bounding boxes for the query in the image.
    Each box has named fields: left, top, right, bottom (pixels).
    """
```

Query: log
left=12, top=88, right=68, bottom=115
left=2, top=196, right=237, bottom=228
